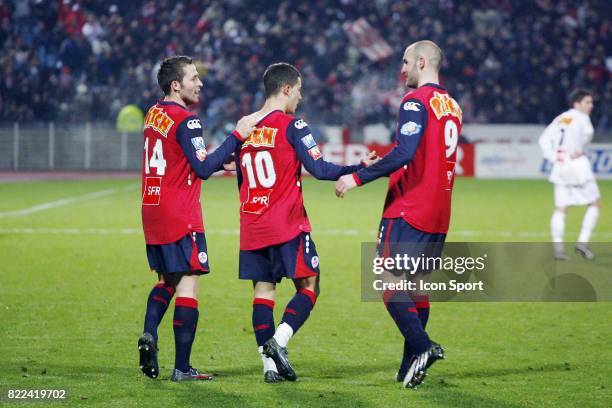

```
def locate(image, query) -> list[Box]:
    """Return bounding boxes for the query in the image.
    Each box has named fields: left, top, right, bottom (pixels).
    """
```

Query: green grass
left=0, top=178, right=610, bottom=407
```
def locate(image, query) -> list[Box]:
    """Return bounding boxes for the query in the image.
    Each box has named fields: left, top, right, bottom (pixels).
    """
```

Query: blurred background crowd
left=1, top=0, right=610, bottom=136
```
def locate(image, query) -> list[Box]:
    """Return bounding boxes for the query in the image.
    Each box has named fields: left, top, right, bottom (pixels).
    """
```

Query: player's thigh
left=279, top=232, right=320, bottom=281
left=146, top=232, right=210, bottom=278
left=239, top=248, right=278, bottom=283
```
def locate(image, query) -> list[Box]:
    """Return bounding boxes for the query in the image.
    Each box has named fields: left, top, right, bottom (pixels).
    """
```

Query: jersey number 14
left=144, top=137, right=167, bottom=176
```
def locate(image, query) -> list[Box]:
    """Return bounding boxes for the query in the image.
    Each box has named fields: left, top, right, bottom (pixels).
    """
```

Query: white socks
left=551, top=206, right=599, bottom=244
left=551, top=210, right=566, bottom=243
left=578, top=205, right=599, bottom=243
left=258, top=346, right=277, bottom=373
left=273, top=322, right=294, bottom=348
left=258, top=322, right=295, bottom=373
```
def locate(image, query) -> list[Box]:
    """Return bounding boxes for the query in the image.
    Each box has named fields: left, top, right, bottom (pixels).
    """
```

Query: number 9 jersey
left=353, top=84, right=462, bottom=234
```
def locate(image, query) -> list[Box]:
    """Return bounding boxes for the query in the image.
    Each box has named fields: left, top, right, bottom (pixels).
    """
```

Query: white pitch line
left=0, top=184, right=138, bottom=218
left=0, top=227, right=611, bottom=239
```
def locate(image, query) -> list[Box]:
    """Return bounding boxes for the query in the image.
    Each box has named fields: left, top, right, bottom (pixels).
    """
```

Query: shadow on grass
left=442, top=363, right=570, bottom=380
left=0, top=361, right=570, bottom=407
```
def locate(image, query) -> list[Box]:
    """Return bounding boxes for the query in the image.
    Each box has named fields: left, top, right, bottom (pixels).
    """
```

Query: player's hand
left=223, top=153, right=236, bottom=171
left=335, top=174, right=357, bottom=198
left=362, top=150, right=381, bottom=167
left=223, top=161, right=236, bottom=171
left=234, top=113, right=259, bottom=140
left=570, top=151, right=584, bottom=159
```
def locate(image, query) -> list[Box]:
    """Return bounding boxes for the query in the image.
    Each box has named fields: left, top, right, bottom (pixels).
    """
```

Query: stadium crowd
left=1, top=0, right=610, bottom=134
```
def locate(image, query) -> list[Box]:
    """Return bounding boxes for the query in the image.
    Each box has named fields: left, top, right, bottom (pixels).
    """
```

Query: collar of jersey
left=420, top=83, right=446, bottom=91
left=256, top=109, right=283, bottom=125
left=158, top=100, right=187, bottom=109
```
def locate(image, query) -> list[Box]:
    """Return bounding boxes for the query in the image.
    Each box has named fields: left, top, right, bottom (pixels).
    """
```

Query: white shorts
left=554, top=180, right=600, bottom=207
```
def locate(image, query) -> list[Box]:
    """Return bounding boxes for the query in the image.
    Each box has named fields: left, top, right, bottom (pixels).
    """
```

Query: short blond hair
left=408, top=40, right=443, bottom=71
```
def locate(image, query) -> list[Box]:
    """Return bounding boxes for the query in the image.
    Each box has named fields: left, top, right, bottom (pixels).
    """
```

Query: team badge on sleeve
left=307, top=146, right=322, bottom=160
left=400, top=121, right=422, bottom=136
left=191, top=137, right=208, bottom=161
left=301, top=134, right=317, bottom=149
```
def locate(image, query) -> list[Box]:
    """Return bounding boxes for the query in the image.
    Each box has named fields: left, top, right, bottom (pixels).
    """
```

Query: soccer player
left=139, top=56, right=256, bottom=382
left=235, top=63, right=378, bottom=383
left=335, top=40, right=462, bottom=388
left=539, top=89, right=600, bottom=260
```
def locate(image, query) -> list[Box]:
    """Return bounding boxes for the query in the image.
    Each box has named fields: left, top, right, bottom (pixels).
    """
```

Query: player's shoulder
left=160, top=101, right=200, bottom=125
left=144, top=102, right=199, bottom=137
left=258, top=110, right=298, bottom=129
left=555, top=109, right=582, bottom=126
left=400, top=84, right=447, bottom=112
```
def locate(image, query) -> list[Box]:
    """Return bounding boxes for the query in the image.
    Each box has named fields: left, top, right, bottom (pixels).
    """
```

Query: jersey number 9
left=444, top=121, right=458, bottom=158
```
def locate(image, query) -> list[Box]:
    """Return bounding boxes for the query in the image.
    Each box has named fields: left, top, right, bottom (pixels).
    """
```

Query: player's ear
left=171, top=79, right=181, bottom=93
left=418, top=56, right=426, bottom=71
left=282, top=84, right=292, bottom=96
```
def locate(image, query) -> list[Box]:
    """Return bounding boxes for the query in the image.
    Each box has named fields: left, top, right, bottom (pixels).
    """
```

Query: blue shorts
left=239, top=232, right=320, bottom=283
left=377, top=218, right=446, bottom=272
left=146, top=232, right=210, bottom=275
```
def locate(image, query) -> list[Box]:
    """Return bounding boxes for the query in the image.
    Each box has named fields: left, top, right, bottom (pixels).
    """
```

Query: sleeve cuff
left=232, top=130, right=245, bottom=141
left=352, top=172, right=363, bottom=186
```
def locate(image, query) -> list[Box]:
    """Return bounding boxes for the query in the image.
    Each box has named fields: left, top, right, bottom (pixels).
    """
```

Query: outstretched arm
left=177, top=115, right=256, bottom=180
left=286, top=119, right=364, bottom=180
left=335, top=99, right=426, bottom=197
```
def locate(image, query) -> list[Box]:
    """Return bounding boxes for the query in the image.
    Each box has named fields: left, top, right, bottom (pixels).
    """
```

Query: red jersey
left=141, top=101, right=205, bottom=245
left=238, top=110, right=362, bottom=250
left=353, top=84, right=462, bottom=233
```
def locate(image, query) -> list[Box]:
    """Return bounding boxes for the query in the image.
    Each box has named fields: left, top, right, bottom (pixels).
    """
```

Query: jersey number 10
left=242, top=151, right=276, bottom=188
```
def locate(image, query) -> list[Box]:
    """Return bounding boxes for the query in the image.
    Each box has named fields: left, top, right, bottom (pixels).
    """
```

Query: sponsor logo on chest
left=429, top=92, right=462, bottom=123
left=243, top=126, right=278, bottom=148
left=144, top=106, right=175, bottom=137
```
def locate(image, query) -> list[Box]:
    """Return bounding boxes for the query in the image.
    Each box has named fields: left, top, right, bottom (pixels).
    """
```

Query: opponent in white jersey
left=538, top=89, right=600, bottom=260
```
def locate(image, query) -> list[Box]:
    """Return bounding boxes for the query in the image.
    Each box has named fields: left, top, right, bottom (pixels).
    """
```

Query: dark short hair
left=157, top=56, right=193, bottom=95
left=569, top=89, right=592, bottom=106
left=263, top=63, right=301, bottom=98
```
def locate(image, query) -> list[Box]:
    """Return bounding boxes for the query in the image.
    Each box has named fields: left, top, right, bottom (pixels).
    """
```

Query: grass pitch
left=0, top=177, right=610, bottom=407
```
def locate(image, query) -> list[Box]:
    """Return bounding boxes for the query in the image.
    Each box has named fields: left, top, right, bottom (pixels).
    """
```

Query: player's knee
left=175, top=274, right=199, bottom=299
left=555, top=206, right=568, bottom=213
left=590, top=200, right=601, bottom=208
left=253, top=281, right=276, bottom=299
left=295, top=276, right=317, bottom=292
